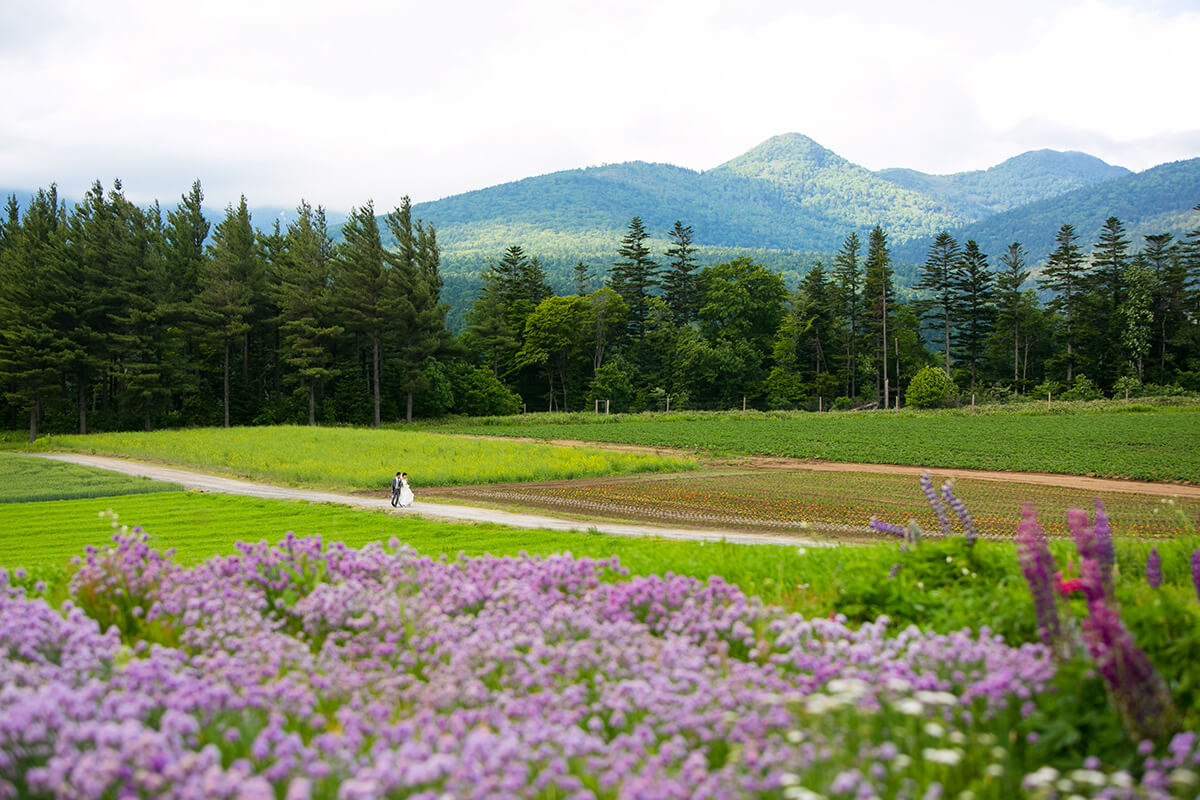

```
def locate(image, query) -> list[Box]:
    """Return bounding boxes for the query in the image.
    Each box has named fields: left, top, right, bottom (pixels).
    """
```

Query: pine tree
left=278, top=201, right=343, bottom=424
left=572, top=260, right=594, bottom=295
left=995, top=243, right=1031, bottom=387
left=915, top=231, right=961, bottom=376
left=164, top=180, right=209, bottom=304
left=337, top=200, right=390, bottom=426
left=952, top=240, right=996, bottom=394
left=1087, top=216, right=1131, bottom=386
left=196, top=197, right=257, bottom=427
left=0, top=187, right=69, bottom=441
left=661, top=220, right=699, bottom=324
left=1139, top=233, right=1183, bottom=383
left=608, top=216, right=659, bottom=339
left=1038, top=224, right=1088, bottom=383
left=862, top=227, right=893, bottom=407
left=832, top=232, right=863, bottom=399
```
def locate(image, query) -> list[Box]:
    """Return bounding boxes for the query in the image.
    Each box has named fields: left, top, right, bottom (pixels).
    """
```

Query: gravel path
left=28, top=453, right=826, bottom=548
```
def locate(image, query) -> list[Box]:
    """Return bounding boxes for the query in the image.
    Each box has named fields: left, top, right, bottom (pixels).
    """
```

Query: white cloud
left=1, top=0, right=1196, bottom=211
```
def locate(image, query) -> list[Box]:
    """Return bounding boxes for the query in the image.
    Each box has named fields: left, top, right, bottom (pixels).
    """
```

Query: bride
left=398, top=472, right=414, bottom=507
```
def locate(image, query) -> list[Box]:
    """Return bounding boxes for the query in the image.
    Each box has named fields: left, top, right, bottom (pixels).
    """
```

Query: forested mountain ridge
left=875, top=149, right=1132, bottom=219
left=892, top=157, right=1200, bottom=264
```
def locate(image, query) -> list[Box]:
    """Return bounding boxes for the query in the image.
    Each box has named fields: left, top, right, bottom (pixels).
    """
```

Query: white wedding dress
left=399, top=479, right=414, bottom=507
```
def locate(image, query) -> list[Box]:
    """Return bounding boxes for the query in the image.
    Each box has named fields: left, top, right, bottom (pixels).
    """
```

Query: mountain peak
left=715, top=133, right=847, bottom=175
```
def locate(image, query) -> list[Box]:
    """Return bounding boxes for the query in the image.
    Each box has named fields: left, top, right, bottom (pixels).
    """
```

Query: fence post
left=606, top=399, right=610, bottom=415
left=665, top=396, right=670, bottom=412
left=1047, top=392, right=1051, bottom=410
left=818, top=395, right=823, bottom=413
left=742, top=396, right=746, bottom=411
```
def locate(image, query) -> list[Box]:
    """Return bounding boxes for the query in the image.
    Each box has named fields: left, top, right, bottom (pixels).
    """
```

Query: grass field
left=425, top=404, right=1200, bottom=483
left=0, top=452, right=181, bottom=503
left=26, top=425, right=695, bottom=489
left=430, top=468, right=1200, bottom=539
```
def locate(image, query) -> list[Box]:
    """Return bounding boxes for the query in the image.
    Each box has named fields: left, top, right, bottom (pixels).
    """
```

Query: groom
left=391, top=471, right=402, bottom=507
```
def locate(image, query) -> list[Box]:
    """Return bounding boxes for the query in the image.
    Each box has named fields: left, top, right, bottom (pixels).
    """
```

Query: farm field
left=24, top=425, right=696, bottom=489
left=425, top=404, right=1200, bottom=483
left=426, top=468, right=1200, bottom=540
left=3, top=430, right=1200, bottom=798
left=0, top=451, right=181, bottom=503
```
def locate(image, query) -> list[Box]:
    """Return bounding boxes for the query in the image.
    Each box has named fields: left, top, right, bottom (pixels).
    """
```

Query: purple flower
left=1191, top=550, right=1200, bottom=602
left=939, top=481, right=978, bottom=546
left=1016, top=506, right=1065, bottom=658
left=920, top=472, right=953, bottom=537
left=1145, top=548, right=1162, bottom=589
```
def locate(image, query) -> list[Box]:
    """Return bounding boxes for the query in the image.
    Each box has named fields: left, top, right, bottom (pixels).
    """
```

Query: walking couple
left=391, top=471, right=414, bottom=508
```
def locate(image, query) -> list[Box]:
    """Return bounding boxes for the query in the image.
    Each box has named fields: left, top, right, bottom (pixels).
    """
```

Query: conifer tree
left=0, top=187, right=69, bottom=441
left=1038, top=224, right=1088, bottom=383
left=1139, top=233, right=1183, bottom=383
left=832, top=232, right=863, bottom=399
left=862, top=226, right=893, bottom=407
left=995, top=242, right=1032, bottom=387
left=337, top=200, right=390, bottom=426
left=952, top=240, right=996, bottom=394
left=195, top=197, right=257, bottom=427
left=661, top=220, right=699, bottom=324
left=278, top=201, right=343, bottom=424
left=915, top=231, right=961, bottom=376
left=608, top=216, right=658, bottom=340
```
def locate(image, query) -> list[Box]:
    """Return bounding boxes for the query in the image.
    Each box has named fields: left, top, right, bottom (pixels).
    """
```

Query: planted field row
left=436, top=470, right=1200, bottom=540
left=0, top=452, right=180, bottom=503
left=429, top=406, right=1200, bottom=483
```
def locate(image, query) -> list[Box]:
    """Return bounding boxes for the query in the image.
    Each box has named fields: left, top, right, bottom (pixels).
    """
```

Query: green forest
left=2, top=176, right=1199, bottom=439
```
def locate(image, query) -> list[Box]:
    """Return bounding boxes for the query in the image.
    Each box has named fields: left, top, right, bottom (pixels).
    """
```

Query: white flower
left=1109, top=771, right=1133, bottom=788
left=1069, top=769, right=1107, bottom=787
left=924, top=722, right=946, bottom=739
left=1024, top=767, right=1060, bottom=789
left=778, top=772, right=800, bottom=786
left=786, top=730, right=805, bottom=743
left=885, top=677, right=913, bottom=693
left=894, top=698, right=924, bottom=716
left=984, top=764, right=1005, bottom=778
left=894, top=754, right=912, bottom=770
left=1168, top=769, right=1197, bottom=787
left=915, top=690, right=958, bottom=707
left=826, top=678, right=869, bottom=698
left=783, top=787, right=825, bottom=800
left=922, top=747, right=962, bottom=766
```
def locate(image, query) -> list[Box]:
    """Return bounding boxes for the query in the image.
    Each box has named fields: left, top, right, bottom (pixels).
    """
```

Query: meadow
left=425, top=403, right=1200, bottom=483
left=0, top=451, right=181, bottom=503
left=25, top=425, right=696, bottom=489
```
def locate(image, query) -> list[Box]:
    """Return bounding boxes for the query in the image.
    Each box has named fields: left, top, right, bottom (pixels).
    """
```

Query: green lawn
left=0, top=452, right=181, bottom=503
left=24, top=425, right=695, bottom=489
left=424, top=404, right=1200, bottom=482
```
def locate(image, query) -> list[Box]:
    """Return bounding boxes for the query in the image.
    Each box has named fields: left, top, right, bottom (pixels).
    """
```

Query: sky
left=3, top=0, right=1199, bottom=213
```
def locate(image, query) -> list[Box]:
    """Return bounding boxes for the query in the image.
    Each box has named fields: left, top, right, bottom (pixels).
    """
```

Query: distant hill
left=876, top=149, right=1132, bottom=219
left=892, top=158, right=1200, bottom=265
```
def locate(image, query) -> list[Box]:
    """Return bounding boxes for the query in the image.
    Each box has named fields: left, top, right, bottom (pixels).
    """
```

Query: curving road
left=28, top=453, right=827, bottom=548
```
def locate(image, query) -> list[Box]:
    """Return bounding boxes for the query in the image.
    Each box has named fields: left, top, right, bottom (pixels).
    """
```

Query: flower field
left=4, top=521, right=1199, bottom=800
left=433, top=470, right=1200, bottom=540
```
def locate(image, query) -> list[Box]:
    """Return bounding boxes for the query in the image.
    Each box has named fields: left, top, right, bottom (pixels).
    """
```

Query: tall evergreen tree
left=661, top=220, right=699, bottom=324
left=1086, top=216, right=1131, bottom=386
left=862, top=226, right=894, bottom=407
left=164, top=180, right=209, bottom=303
left=278, top=201, right=343, bottom=424
left=196, top=197, right=257, bottom=427
left=915, top=231, right=961, bottom=376
left=0, top=187, right=69, bottom=441
left=1139, top=233, right=1184, bottom=383
left=1038, top=224, right=1088, bottom=383
left=337, top=200, right=390, bottom=426
left=995, top=242, right=1032, bottom=387
left=572, top=260, right=595, bottom=296
left=832, top=232, right=863, bottom=399
left=394, top=213, right=451, bottom=422
left=952, top=240, right=996, bottom=393
left=608, top=216, right=659, bottom=339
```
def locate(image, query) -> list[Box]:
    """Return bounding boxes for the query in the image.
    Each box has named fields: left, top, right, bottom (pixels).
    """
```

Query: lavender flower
left=920, top=472, right=953, bottom=537
left=869, top=517, right=907, bottom=538
left=1145, top=548, right=1162, bottom=589
left=939, top=480, right=978, bottom=547
left=1016, top=506, right=1066, bottom=659
left=1192, top=550, right=1200, bottom=602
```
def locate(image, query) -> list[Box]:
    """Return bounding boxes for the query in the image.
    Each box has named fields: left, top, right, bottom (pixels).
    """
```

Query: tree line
left=2, top=181, right=1199, bottom=440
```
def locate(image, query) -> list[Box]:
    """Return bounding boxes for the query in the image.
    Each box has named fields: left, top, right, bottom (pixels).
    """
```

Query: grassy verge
left=23, top=425, right=695, bottom=489
left=423, top=404, right=1200, bottom=483
left=0, top=452, right=181, bottom=502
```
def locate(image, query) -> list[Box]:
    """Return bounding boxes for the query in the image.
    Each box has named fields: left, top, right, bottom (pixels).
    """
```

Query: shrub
left=1061, top=373, right=1103, bottom=401
left=905, top=365, right=958, bottom=409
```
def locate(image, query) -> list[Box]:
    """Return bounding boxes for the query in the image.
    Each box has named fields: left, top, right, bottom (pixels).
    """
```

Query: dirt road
left=28, top=453, right=826, bottom=548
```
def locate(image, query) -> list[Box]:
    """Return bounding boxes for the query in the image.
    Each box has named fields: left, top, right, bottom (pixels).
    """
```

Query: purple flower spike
left=1145, top=548, right=1162, bottom=589
left=920, top=472, right=953, bottom=537
left=1016, top=505, right=1065, bottom=658
left=869, top=517, right=907, bottom=538
left=939, top=480, right=978, bottom=547
left=1191, top=550, right=1199, bottom=602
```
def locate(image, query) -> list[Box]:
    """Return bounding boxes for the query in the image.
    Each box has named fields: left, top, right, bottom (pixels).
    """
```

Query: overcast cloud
left=2, top=0, right=1197, bottom=211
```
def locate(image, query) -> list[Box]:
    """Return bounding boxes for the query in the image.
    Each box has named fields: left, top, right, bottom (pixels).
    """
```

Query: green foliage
left=0, top=452, right=181, bottom=503
left=906, top=366, right=959, bottom=409
left=1061, top=373, right=1103, bottom=401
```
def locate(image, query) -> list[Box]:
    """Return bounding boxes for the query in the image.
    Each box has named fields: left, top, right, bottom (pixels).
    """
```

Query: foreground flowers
left=0, top=531, right=1196, bottom=799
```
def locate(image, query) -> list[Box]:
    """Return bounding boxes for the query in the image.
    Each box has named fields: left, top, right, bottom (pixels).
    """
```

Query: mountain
left=876, top=150, right=1132, bottom=219
left=892, top=158, right=1200, bottom=265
